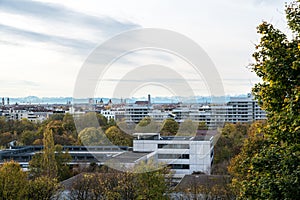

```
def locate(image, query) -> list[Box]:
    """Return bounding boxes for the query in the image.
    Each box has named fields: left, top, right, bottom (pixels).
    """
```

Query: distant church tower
left=148, top=94, right=151, bottom=106
left=108, top=99, right=112, bottom=106
left=1, top=97, right=4, bottom=106
left=7, top=97, right=9, bottom=105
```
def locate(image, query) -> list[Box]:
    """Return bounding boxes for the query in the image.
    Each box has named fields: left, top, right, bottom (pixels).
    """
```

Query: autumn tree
left=55, top=144, right=73, bottom=181
left=42, top=127, right=58, bottom=178
left=20, top=130, right=37, bottom=145
left=29, top=144, right=72, bottom=181
left=117, top=119, right=136, bottom=135
left=135, top=117, right=161, bottom=133
left=29, top=153, right=43, bottom=178
left=229, top=1, right=300, bottom=198
left=69, top=173, right=99, bottom=200
left=229, top=121, right=268, bottom=197
left=62, top=113, right=76, bottom=134
left=74, top=112, right=108, bottom=132
left=0, top=132, right=15, bottom=147
left=69, top=172, right=135, bottom=200
left=178, top=175, right=233, bottom=200
left=25, top=176, right=61, bottom=200
left=133, top=159, right=172, bottom=199
left=105, top=126, right=133, bottom=146
left=160, top=118, right=179, bottom=136
left=67, top=159, right=173, bottom=200
left=116, top=171, right=137, bottom=200
left=177, top=119, right=198, bottom=136
left=197, top=121, right=208, bottom=130
left=78, top=127, right=110, bottom=146
left=0, top=161, right=27, bottom=199
left=213, top=123, right=249, bottom=175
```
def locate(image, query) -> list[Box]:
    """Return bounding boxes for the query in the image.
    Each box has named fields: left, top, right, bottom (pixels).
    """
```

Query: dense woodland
left=0, top=113, right=208, bottom=148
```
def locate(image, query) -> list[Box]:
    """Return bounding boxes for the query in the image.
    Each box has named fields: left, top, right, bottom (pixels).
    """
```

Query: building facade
left=133, top=133, right=214, bottom=178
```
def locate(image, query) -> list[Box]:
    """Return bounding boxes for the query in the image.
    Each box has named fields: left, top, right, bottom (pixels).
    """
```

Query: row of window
left=158, top=144, right=189, bottom=149
left=158, top=154, right=189, bottom=159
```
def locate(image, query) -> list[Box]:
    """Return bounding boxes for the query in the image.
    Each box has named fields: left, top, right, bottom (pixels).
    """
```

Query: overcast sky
left=0, top=0, right=293, bottom=98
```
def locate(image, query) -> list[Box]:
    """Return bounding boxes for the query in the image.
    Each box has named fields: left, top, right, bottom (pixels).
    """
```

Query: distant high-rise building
left=7, top=97, right=9, bottom=105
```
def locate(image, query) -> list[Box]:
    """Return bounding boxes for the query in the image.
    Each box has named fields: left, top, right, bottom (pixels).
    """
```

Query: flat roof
left=133, top=133, right=159, bottom=136
left=133, top=131, right=217, bottom=141
left=109, top=151, right=150, bottom=163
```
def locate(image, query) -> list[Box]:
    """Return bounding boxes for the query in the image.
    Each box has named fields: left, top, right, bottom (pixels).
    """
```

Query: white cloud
left=0, top=0, right=292, bottom=97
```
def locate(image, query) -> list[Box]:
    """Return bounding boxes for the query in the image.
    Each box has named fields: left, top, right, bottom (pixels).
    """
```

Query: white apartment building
left=133, top=133, right=214, bottom=179
left=116, top=95, right=266, bottom=127
left=172, top=95, right=266, bottom=125
left=125, top=104, right=153, bottom=123
left=148, top=109, right=170, bottom=121
left=100, top=110, right=116, bottom=121
left=226, top=96, right=266, bottom=123
left=1, top=109, right=48, bottom=122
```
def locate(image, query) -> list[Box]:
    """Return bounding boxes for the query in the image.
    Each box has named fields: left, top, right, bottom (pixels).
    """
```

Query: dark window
left=158, top=154, right=189, bottom=159
left=158, top=144, right=189, bottom=149
left=169, top=164, right=189, bottom=169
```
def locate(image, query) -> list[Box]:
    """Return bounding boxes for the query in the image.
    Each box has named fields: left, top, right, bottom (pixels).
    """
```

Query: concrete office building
left=133, top=133, right=214, bottom=179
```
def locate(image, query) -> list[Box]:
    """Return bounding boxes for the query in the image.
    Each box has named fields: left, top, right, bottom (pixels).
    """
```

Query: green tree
left=78, top=127, right=109, bottom=146
left=229, top=1, right=300, bottom=198
left=116, top=171, right=137, bottom=200
left=97, top=113, right=108, bottom=129
left=40, top=119, right=77, bottom=145
left=177, top=119, right=198, bottom=136
left=74, top=112, right=108, bottom=133
left=160, top=118, right=179, bottom=136
left=0, top=116, right=6, bottom=132
left=8, top=118, right=37, bottom=137
left=42, top=127, right=58, bottom=178
left=29, top=145, right=72, bottom=181
left=20, top=130, right=37, bottom=145
left=0, top=132, right=15, bottom=147
left=49, top=113, right=65, bottom=121
left=198, top=121, right=208, bottom=130
left=69, top=173, right=100, bottom=200
left=135, top=117, right=161, bottom=133
left=29, top=152, right=43, bottom=178
left=0, top=161, right=27, bottom=199
left=55, top=144, right=73, bottom=181
left=25, top=176, right=61, bottom=200
left=62, top=113, right=76, bottom=136
left=133, top=159, right=172, bottom=200
left=105, top=126, right=133, bottom=146
left=47, top=120, right=64, bottom=136
left=213, top=123, right=249, bottom=174
left=117, top=119, right=136, bottom=135
left=105, top=118, right=116, bottom=130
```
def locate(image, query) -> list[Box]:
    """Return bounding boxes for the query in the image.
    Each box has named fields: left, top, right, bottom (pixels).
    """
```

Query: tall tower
left=7, top=97, right=9, bottom=105
left=148, top=94, right=151, bottom=105
left=1, top=97, right=4, bottom=106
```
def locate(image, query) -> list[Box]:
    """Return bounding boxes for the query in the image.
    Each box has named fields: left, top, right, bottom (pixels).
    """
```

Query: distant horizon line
left=2, top=93, right=251, bottom=99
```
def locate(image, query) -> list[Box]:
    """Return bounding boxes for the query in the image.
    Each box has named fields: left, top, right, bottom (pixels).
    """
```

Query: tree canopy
left=160, top=118, right=179, bottom=136
left=229, top=1, right=300, bottom=199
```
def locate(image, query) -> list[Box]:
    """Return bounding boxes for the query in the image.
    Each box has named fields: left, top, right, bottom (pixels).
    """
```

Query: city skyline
left=0, top=0, right=293, bottom=97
